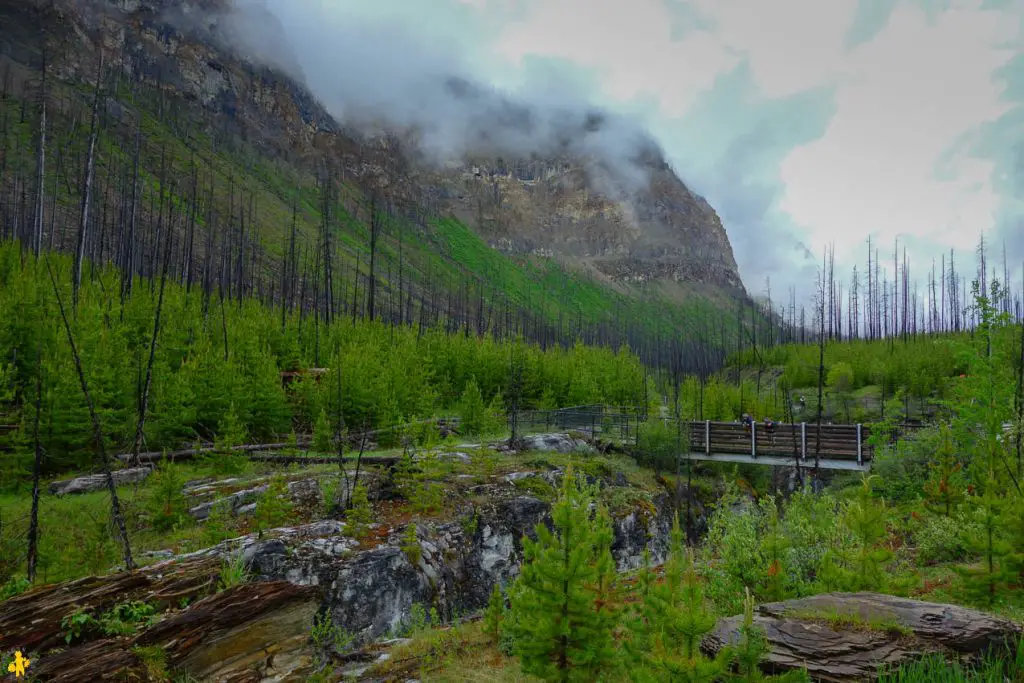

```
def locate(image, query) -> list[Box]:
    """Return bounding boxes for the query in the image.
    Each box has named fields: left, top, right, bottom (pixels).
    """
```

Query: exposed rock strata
left=703, top=592, right=1023, bottom=682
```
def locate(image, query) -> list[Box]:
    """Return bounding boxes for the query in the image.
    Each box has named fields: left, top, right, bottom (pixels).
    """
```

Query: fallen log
left=137, top=581, right=321, bottom=679
left=116, top=445, right=399, bottom=468
left=0, top=557, right=221, bottom=654
left=28, top=581, right=322, bottom=682
left=49, top=466, right=153, bottom=495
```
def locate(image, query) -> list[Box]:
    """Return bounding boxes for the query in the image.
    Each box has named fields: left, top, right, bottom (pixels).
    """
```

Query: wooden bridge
left=682, top=421, right=874, bottom=471
left=517, top=406, right=910, bottom=471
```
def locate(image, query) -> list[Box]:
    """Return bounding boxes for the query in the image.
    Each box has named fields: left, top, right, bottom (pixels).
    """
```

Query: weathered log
left=0, top=557, right=221, bottom=654
left=48, top=466, right=152, bottom=495
left=137, top=581, right=321, bottom=679
left=116, top=443, right=398, bottom=468
left=23, top=638, right=149, bottom=682
left=27, top=581, right=321, bottom=682
left=703, top=592, right=1023, bottom=682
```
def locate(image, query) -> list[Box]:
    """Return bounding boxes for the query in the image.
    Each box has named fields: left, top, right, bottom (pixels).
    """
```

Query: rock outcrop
left=703, top=592, right=1023, bottom=682
left=239, top=490, right=673, bottom=644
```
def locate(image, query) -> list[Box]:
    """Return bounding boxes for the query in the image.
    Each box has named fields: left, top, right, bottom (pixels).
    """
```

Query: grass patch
left=783, top=607, right=913, bottom=637
left=368, top=620, right=538, bottom=682
left=132, top=645, right=170, bottom=680
left=511, top=477, right=556, bottom=501
left=877, top=638, right=1024, bottom=682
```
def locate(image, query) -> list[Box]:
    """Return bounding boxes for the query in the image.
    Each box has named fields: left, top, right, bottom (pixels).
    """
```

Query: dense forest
left=0, top=243, right=650, bottom=481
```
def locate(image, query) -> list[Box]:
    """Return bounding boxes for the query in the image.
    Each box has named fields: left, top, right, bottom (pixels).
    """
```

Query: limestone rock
left=48, top=467, right=152, bottom=495
left=288, top=477, right=323, bottom=508
left=519, top=433, right=593, bottom=454
left=703, top=592, right=1023, bottom=682
left=189, top=484, right=268, bottom=520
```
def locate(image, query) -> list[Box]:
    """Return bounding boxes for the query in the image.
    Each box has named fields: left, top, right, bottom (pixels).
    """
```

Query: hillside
left=0, top=0, right=750, bottom=370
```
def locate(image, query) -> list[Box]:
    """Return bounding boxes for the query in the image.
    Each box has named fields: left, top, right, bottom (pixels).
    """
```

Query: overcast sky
left=251, top=0, right=1024, bottom=306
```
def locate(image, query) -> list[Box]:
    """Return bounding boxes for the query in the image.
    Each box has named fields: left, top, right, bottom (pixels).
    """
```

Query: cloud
left=223, top=0, right=667, bottom=198
left=778, top=1, right=1016, bottom=289
left=215, top=0, right=1024, bottom=309
left=471, top=0, right=1024, bottom=307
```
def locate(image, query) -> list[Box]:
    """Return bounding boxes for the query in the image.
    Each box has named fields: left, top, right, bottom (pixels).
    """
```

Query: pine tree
left=955, top=473, right=1012, bottom=607
left=458, top=377, right=487, bottom=437
left=840, top=475, right=892, bottom=591
left=733, top=588, right=809, bottom=682
left=627, top=517, right=733, bottom=682
left=312, top=408, right=332, bottom=454
left=507, top=467, right=618, bottom=682
left=484, top=582, right=506, bottom=645
left=813, top=476, right=891, bottom=593
left=210, top=402, right=247, bottom=475
left=253, top=475, right=291, bottom=538
left=922, top=426, right=966, bottom=518
left=345, top=483, right=372, bottom=541
left=758, top=507, right=790, bottom=602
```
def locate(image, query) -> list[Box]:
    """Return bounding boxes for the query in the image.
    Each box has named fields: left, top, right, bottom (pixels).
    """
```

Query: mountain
left=0, top=0, right=751, bottom=369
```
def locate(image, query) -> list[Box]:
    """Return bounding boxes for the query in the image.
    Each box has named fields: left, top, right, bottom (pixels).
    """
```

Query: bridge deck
left=683, top=420, right=871, bottom=470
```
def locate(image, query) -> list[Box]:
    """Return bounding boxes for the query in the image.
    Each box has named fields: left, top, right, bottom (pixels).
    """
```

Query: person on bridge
left=741, top=413, right=752, bottom=429
left=763, top=417, right=776, bottom=435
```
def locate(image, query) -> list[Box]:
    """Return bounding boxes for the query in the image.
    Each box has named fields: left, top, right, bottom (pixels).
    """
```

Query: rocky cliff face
left=1, top=0, right=745, bottom=294
left=429, top=154, right=742, bottom=290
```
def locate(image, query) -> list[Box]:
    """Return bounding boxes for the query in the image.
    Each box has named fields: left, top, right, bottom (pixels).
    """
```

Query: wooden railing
left=685, top=421, right=872, bottom=465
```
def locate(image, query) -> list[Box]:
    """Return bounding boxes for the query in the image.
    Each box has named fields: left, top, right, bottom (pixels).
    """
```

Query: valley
left=0, top=1, right=1022, bottom=682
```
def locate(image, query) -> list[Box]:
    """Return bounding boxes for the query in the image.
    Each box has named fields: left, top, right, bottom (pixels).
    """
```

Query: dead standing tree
left=46, top=258, right=134, bottom=570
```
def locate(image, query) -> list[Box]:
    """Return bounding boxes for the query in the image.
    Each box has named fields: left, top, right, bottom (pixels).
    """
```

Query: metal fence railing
left=512, top=405, right=644, bottom=444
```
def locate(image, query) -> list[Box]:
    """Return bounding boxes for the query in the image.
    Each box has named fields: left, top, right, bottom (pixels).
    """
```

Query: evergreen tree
left=955, top=473, right=1012, bottom=607
left=253, top=475, right=291, bottom=538
left=345, top=483, right=372, bottom=541
left=732, top=589, right=809, bottom=682
left=837, top=475, right=893, bottom=591
left=312, top=408, right=333, bottom=454
left=811, top=476, right=891, bottom=593
left=507, top=468, right=618, bottom=682
left=627, top=517, right=733, bottom=682
left=757, top=507, right=790, bottom=602
left=922, top=425, right=966, bottom=518
left=458, top=377, right=487, bottom=437
left=483, top=582, right=506, bottom=645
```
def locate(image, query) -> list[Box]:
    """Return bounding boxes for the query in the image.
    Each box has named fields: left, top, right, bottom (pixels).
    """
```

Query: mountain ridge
left=0, top=0, right=752, bottom=370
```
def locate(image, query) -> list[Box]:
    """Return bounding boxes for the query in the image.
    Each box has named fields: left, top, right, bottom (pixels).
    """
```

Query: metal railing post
left=801, top=422, right=806, bottom=460
left=857, top=423, right=863, bottom=466
left=751, top=421, right=757, bottom=458
left=705, top=420, right=710, bottom=455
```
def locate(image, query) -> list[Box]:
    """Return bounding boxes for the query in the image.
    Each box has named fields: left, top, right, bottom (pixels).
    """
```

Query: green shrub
left=218, top=553, right=250, bottom=590
left=100, top=601, right=157, bottom=636
left=0, top=576, right=30, bottom=601
left=254, top=475, right=292, bottom=534
left=311, top=611, right=354, bottom=661
left=401, top=524, right=421, bottom=566
left=346, top=483, right=373, bottom=540
left=512, top=476, right=556, bottom=501
left=916, top=514, right=972, bottom=565
left=148, top=462, right=189, bottom=533
left=61, top=608, right=99, bottom=644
